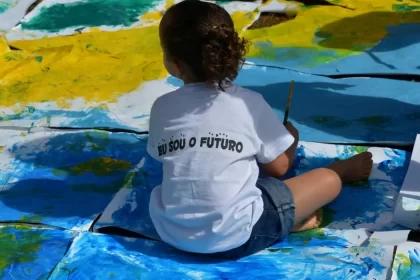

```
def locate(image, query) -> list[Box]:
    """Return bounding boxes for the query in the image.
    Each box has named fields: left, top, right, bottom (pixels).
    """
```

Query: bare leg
left=285, top=152, right=373, bottom=232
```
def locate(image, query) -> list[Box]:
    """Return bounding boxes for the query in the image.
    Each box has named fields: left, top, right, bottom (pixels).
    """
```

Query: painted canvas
left=0, top=61, right=419, bottom=143
left=0, top=224, right=74, bottom=280
left=8, top=0, right=420, bottom=75
left=48, top=231, right=394, bottom=280
left=95, top=140, right=409, bottom=243
left=0, top=0, right=418, bottom=144
left=0, top=129, right=146, bottom=230
left=392, top=241, right=420, bottom=280
left=0, top=0, right=419, bottom=278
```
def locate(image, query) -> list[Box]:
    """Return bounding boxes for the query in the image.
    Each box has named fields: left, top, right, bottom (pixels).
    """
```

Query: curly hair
left=159, top=0, right=250, bottom=90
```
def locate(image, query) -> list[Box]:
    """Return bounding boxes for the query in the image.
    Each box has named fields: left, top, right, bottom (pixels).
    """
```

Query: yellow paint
left=165, top=0, right=174, bottom=10
left=238, top=1, right=420, bottom=59
left=231, top=11, right=258, bottom=32
left=1, top=25, right=166, bottom=107
left=1, top=0, right=419, bottom=109
left=141, top=10, right=163, bottom=24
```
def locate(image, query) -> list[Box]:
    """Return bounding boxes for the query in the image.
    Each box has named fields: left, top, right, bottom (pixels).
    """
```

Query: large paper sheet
left=7, top=0, right=420, bottom=75
left=393, top=134, right=420, bottom=229
left=2, top=1, right=419, bottom=144
left=95, top=140, right=409, bottom=245
left=0, top=129, right=146, bottom=230
left=0, top=63, right=419, bottom=144
left=49, top=231, right=394, bottom=280
left=0, top=225, right=74, bottom=279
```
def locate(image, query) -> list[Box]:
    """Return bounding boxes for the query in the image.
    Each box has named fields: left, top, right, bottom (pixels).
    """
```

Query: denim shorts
left=208, top=177, right=295, bottom=260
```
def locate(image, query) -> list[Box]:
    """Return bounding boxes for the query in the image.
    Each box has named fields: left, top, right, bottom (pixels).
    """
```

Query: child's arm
left=253, top=96, right=296, bottom=177
left=261, top=122, right=298, bottom=177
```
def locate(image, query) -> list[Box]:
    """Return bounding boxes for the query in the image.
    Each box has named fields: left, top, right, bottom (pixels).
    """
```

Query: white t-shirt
left=147, top=83, right=294, bottom=253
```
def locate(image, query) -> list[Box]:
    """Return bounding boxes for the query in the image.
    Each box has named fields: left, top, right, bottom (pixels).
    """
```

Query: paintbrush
left=283, top=80, right=295, bottom=125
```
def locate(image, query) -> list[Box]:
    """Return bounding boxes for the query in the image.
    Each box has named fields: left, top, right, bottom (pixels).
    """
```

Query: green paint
left=0, top=106, right=36, bottom=121
left=216, top=0, right=233, bottom=5
left=35, top=56, right=43, bottom=63
left=287, top=228, right=337, bottom=245
left=53, top=157, right=131, bottom=176
left=393, top=3, right=420, bottom=12
left=267, top=248, right=292, bottom=253
left=358, top=115, right=391, bottom=127
left=0, top=0, right=11, bottom=14
left=319, top=207, right=336, bottom=228
left=86, top=131, right=110, bottom=151
left=394, top=253, right=416, bottom=280
left=353, top=146, right=369, bottom=153
left=21, top=0, right=160, bottom=32
left=0, top=226, right=47, bottom=277
left=313, top=116, right=349, bottom=128
left=109, top=273, right=115, bottom=278
left=341, top=145, right=369, bottom=157
left=346, top=179, right=371, bottom=188
left=4, top=52, right=24, bottom=62
left=86, top=44, right=93, bottom=49
left=122, top=170, right=137, bottom=189
left=20, top=214, right=44, bottom=223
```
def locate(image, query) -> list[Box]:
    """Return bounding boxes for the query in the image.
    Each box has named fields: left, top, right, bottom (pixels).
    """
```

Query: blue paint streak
left=50, top=232, right=389, bottom=280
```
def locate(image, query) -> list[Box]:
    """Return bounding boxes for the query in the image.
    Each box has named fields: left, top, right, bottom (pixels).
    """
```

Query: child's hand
left=285, top=121, right=299, bottom=141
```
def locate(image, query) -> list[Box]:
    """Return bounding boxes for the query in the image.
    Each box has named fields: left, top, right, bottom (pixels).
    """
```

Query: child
left=147, top=0, right=373, bottom=259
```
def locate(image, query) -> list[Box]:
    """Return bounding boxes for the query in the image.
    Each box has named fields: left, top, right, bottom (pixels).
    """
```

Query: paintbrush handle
left=283, top=80, right=295, bottom=125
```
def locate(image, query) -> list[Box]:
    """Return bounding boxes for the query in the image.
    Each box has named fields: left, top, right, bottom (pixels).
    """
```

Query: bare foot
left=291, top=209, right=323, bottom=232
left=327, top=152, right=373, bottom=184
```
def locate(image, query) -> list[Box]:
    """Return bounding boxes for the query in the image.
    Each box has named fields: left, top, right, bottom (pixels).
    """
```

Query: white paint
left=369, top=230, right=410, bottom=246
left=0, top=0, right=35, bottom=33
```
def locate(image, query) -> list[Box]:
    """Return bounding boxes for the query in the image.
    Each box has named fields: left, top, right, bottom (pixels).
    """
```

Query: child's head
left=159, top=0, right=249, bottom=90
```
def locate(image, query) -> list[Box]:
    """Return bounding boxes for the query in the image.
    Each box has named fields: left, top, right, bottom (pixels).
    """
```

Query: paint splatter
left=86, top=131, right=110, bottom=151
left=0, top=226, right=46, bottom=276
left=358, top=115, right=391, bottom=127
left=53, top=157, right=132, bottom=176
left=21, top=0, right=161, bottom=32
left=393, top=3, right=420, bottom=12
left=313, top=116, right=349, bottom=128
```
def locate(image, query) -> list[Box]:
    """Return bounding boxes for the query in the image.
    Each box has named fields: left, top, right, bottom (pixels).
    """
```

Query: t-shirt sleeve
left=254, top=96, right=295, bottom=164
left=147, top=103, right=161, bottom=161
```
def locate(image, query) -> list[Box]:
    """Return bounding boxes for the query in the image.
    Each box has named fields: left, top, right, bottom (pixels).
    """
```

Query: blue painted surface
left=49, top=231, right=392, bottom=280
left=1, top=65, right=419, bottom=144
left=0, top=226, right=74, bottom=280
left=235, top=66, right=420, bottom=143
left=249, top=22, right=420, bottom=75
left=95, top=137, right=409, bottom=241
left=0, top=130, right=146, bottom=229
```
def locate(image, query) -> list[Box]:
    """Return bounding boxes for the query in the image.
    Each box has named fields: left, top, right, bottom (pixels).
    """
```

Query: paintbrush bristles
left=283, top=80, right=295, bottom=125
